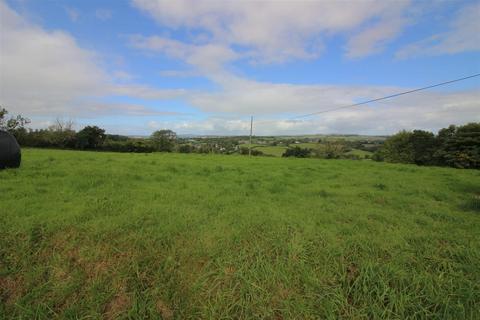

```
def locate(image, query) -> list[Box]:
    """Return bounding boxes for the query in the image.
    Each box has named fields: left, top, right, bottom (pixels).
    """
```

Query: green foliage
left=282, top=146, right=311, bottom=158
left=245, top=145, right=286, bottom=157
left=313, top=140, right=346, bottom=159
left=381, top=130, right=414, bottom=163
left=18, top=129, right=75, bottom=148
left=75, top=126, right=106, bottom=150
left=106, top=134, right=129, bottom=142
left=102, top=139, right=154, bottom=153
left=0, top=149, right=479, bottom=319
left=410, top=130, right=437, bottom=165
left=177, top=144, right=194, bottom=153
left=0, top=107, right=30, bottom=135
left=239, top=146, right=264, bottom=156
left=379, top=123, right=480, bottom=168
left=151, top=129, right=176, bottom=152
left=436, top=123, right=480, bottom=169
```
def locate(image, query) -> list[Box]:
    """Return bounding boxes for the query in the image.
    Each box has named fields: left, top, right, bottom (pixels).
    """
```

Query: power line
left=290, top=73, right=480, bottom=119
left=253, top=73, right=480, bottom=126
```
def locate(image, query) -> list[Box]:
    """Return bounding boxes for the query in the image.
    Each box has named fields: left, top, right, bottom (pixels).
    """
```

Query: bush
left=282, top=147, right=311, bottom=158
left=239, top=147, right=264, bottom=156
left=343, top=154, right=361, bottom=160
left=313, top=141, right=346, bottom=159
left=102, top=139, right=154, bottom=153
left=177, top=144, right=194, bottom=153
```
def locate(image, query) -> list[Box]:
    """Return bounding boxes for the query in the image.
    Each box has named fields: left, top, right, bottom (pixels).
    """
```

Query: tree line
left=2, top=107, right=478, bottom=168
left=1, top=108, right=248, bottom=155
left=374, top=123, right=480, bottom=169
left=1, top=107, right=168, bottom=153
left=281, top=123, right=479, bottom=169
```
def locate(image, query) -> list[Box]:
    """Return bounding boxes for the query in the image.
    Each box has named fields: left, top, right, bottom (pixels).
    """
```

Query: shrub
left=282, top=147, right=311, bottom=158
left=177, top=144, right=194, bottom=153
left=239, top=147, right=264, bottom=156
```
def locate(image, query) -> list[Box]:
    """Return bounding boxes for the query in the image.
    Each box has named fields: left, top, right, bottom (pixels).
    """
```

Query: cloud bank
left=397, top=2, right=480, bottom=58
left=132, top=0, right=412, bottom=62
left=0, top=1, right=182, bottom=118
left=1, top=0, right=479, bottom=136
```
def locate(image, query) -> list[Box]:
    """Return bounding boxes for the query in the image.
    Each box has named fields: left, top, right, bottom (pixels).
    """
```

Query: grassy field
left=345, top=149, right=373, bottom=158
left=253, top=146, right=288, bottom=157
left=1, top=149, right=479, bottom=319
left=245, top=143, right=373, bottom=158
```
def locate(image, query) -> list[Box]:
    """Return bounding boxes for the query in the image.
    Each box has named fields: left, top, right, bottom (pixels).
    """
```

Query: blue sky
left=1, top=0, right=479, bottom=135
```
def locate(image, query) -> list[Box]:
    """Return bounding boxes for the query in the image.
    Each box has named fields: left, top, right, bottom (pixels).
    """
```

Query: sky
left=0, top=0, right=479, bottom=136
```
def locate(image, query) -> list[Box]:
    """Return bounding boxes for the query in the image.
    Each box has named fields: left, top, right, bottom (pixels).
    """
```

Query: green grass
left=345, top=149, right=373, bottom=158
left=1, top=148, right=479, bottom=319
left=254, top=146, right=288, bottom=157
left=295, top=143, right=318, bottom=149
left=246, top=143, right=317, bottom=157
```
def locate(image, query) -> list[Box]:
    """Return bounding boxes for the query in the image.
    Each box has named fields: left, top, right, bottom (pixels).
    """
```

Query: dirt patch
left=347, top=263, right=359, bottom=282
left=89, top=260, right=112, bottom=278
left=224, top=266, right=236, bottom=276
left=374, top=196, right=387, bottom=205
left=52, top=266, right=71, bottom=282
left=103, top=293, right=131, bottom=320
left=270, top=284, right=292, bottom=308
left=0, top=275, right=23, bottom=305
left=156, top=299, right=174, bottom=319
left=277, top=287, right=290, bottom=300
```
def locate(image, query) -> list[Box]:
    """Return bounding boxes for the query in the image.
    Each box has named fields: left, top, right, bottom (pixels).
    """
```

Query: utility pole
left=249, top=116, right=253, bottom=156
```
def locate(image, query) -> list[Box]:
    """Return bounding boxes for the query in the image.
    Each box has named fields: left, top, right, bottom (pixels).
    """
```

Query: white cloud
left=0, top=2, right=184, bottom=119
left=112, top=70, right=135, bottom=82
left=141, top=87, right=480, bottom=136
left=0, top=1, right=107, bottom=115
left=127, top=1, right=479, bottom=136
left=346, top=16, right=408, bottom=58
left=112, top=84, right=189, bottom=100
left=130, top=35, right=239, bottom=75
left=397, top=2, right=480, bottom=58
left=140, top=77, right=480, bottom=136
left=132, top=0, right=412, bottom=62
left=2, top=0, right=478, bottom=136
left=186, top=77, right=480, bottom=123
left=78, top=102, right=181, bottom=117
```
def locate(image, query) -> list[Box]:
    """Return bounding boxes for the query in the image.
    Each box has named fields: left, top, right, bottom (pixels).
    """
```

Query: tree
left=177, top=144, right=193, bottom=153
left=76, top=126, right=106, bottom=149
left=437, top=123, right=480, bottom=169
left=45, top=118, right=77, bottom=148
left=151, top=129, right=176, bottom=152
left=314, top=141, right=346, bottom=159
left=282, top=147, right=311, bottom=158
left=410, top=130, right=437, bottom=165
left=378, top=124, right=479, bottom=168
left=239, top=147, right=263, bottom=156
left=0, top=107, right=30, bottom=133
left=381, top=131, right=414, bottom=163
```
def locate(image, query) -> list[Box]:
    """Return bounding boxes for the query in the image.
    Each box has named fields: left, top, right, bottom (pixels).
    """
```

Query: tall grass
left=1, top=149, right=479, bottom=319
